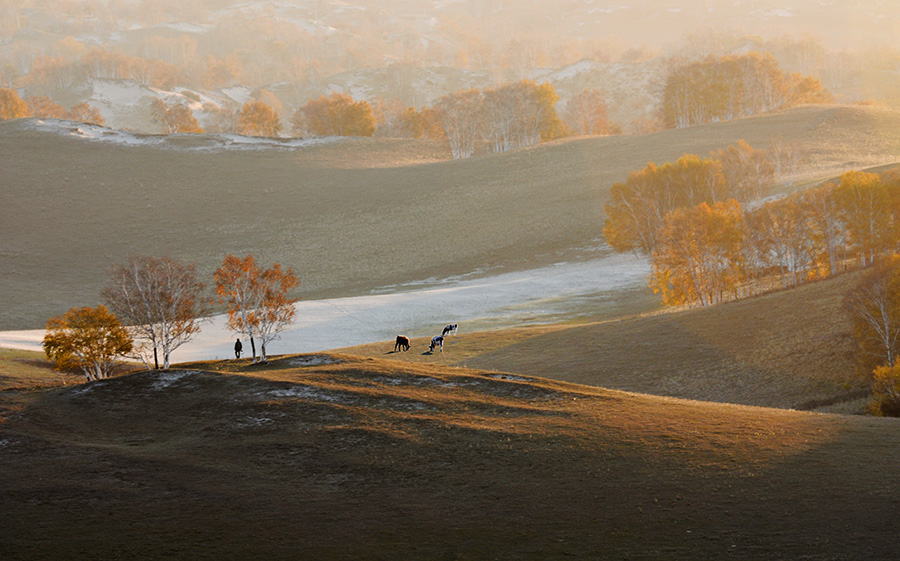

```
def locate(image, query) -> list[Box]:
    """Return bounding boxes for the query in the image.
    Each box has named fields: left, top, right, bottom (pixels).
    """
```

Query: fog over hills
left=4, top=1, right=900, bottom=132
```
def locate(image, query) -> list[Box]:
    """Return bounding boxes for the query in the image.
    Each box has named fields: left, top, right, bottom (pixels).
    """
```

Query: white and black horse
left=429, top=335, right=444, bottom=353
left=441, top=323, right=458, bottom=337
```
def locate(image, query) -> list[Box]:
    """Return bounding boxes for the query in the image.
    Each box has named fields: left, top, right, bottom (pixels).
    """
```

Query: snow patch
left=22, top=119, right=340, bottom=152
left=264, top=385, right=349, bottom=404
left=289, top=355, right=344, bottom=367
left=150, top=371, right=196, bottom=390
left=487, top=374, right=530, bottom=382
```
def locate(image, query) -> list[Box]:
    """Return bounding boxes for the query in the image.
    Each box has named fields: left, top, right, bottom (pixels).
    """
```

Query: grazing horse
left=394, top=335, right=410, bottom=352
left=441, top=323, right=458, bottom=337
left=429, top=335, right=444, bottom=353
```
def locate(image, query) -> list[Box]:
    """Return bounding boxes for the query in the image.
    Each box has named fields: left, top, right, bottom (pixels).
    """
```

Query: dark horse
left=394, top=335, right=411, bottom=352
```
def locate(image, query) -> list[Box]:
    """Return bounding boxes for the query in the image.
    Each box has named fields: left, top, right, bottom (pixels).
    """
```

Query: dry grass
left=3, top=105, right=900, bottom=330
left=340, top=270, right=869, bottom=413
left=3, top=353, right=900, bottom=560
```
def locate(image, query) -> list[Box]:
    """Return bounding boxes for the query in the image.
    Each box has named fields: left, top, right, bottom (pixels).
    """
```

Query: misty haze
left=4, top=1, right=900, bottom=560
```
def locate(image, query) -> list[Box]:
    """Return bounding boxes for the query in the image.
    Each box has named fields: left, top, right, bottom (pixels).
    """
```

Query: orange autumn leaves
left=605, top=145, right=900, bottom=308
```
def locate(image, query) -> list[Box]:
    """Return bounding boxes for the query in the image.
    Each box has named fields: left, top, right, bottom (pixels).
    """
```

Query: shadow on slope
left=3, top=354, right=900, bottom=560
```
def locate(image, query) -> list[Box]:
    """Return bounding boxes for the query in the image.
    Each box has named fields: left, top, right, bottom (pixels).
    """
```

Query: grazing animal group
left=393, top=323, right=458, bottom=353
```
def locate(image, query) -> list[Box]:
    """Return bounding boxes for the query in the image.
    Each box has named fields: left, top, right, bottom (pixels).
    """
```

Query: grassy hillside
left=3, top=105, right=900, bottom=330
left=339, top=270, right=868, bottom=413
left=3, top=354, right=900, bottom=560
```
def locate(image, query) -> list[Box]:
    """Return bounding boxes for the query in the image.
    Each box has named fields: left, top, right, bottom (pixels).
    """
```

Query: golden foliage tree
left=564, top=89, right=612, bottom=136
left=713, top=139, right=774, bottom=204
left=68, top=102, right=105, bottom=126
left=435, top=88, right=482, bottom=159
left=215, top=255, right=299, bottom=363
left=151, top=98, right=203, bottom=134
left=27, top=96, right=67, bottom=119
left=834, top=170, right=895, bottom=268
left=661, top=52, right=828, bottom=129
left=870, top=359, right=900, bottom=416
left=846, top=256, right=900, bottom=376
left=42, top=305, right=133, bottom=381
left=649, top=199, right=744, bottom=307
left=239, top=99, right=282, bottom=137
left=292, top=92, right=374, bottom=138
left=603, top=154, right=727, bottom=254
left=0, top=87, right=30, bottom=120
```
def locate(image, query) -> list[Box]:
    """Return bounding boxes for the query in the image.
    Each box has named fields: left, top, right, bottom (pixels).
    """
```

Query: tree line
left=1, top=87, right=104, bottom=124
left=606, top=150, right=900, bottom=308
left=605, top=152, right=900, bottom=415
left=43, top=254, right=298, bottom=379
left=661, top=52, right=832, bottom=129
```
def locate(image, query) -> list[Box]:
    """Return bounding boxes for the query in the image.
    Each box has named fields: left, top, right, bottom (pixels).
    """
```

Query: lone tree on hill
left=292, top=91, right=374, bottom=138
left=151, top=98, right=204, bottom=134
left=238, top=100, right=282, bottom=136
left=103, top=256, right=206, bottom=370
left=42, top=305, right=133, bottom=381
left=845, top=255, right=900, bottom=377
left=0, top=87, right=30, bottom=120
left=215, top=254, right=299, bottom=363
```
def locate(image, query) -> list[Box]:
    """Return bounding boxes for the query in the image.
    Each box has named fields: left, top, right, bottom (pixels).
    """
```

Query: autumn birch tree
left=564, top=89, right=611, bottom=136
left=435, top=89, right=482, bottom=159
left=42, top=305, right=133, bottom=381
left=103, top=256, right=206, bottom=370
left=846, top=256, right=900, bottom=375
left=650, top=200, right=744, bottom=307
left=215, top=255, right=299, bottom=363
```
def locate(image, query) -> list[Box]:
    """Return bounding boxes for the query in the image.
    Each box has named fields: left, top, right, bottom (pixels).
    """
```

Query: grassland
left=2, top=352, right=900, bottom=560
left=3, top=104, right=900, bottom=330
left=339, top=270, right=869, bottom=414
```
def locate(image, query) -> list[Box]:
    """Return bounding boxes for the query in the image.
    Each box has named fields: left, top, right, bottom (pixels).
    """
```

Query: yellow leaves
left=292, top=92, right=374, bottom=138
left=215, top=254, right=300, bottom=361
left=42, top=305, right=133, bottom=380
left=0, top=88, right=30, bottom=120
left=239, top=100, right=282, bottom=137
left=151, top=98, right=204, bottom=134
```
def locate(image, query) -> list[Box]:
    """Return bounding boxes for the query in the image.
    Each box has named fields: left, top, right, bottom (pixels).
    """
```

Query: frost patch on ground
left=69, top=379, right=111, bottom=395
left=289, top=355, right=344, bottom=367
left=264, top=385, right=351, bottom=404
left=150, top=371, right=198, bottom=390
left=24, top=119, right=340, bottom=152
left=235, top=413, right=284, bottom=428
left=487, top=374, right=531, bottom=382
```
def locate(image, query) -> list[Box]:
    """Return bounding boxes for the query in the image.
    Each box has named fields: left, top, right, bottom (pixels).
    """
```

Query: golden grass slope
left=2, top=105, right=900, bottom=330
left=3, top=353, right=900, bottom=560
left=339, top=270, right=868, bottom=413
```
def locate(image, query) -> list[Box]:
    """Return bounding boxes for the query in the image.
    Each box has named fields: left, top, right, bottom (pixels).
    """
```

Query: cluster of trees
left=0, top=87, right=103, bottom=124
left=661, top=52, right=833, bottom=129
left=43, top=254, right=299, bottom=379
left=616, top=167, right=900, bottom=308
left=603, top=140, right=788, bottom=256
left=151, top=81, right=608, bottom=159
left=435, top=80, right=567, bottom=159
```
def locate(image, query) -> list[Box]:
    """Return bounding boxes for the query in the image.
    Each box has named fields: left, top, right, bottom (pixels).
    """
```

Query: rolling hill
left=340, top=269, right=868, bottom=414
left=3, top=104, right=900, bottom=331
left=2, top=353, right=900, bottom=560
